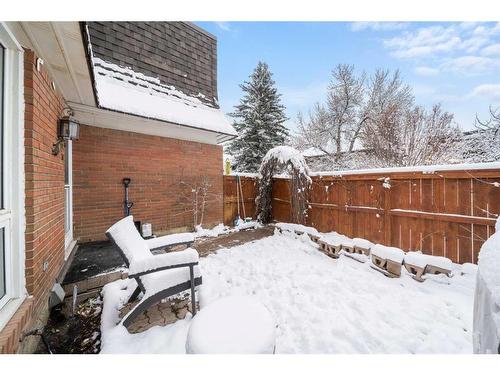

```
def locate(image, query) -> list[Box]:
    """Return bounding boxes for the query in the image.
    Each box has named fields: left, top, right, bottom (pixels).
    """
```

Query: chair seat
left=140, top=265, right=201, bottom=297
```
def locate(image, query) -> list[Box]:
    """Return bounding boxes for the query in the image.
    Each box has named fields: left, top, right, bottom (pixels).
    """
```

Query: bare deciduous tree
left=364, top=103, right=460, bottom=167
left=169, top=176, right=222, bottom=228
left=464, top=105, right=500, bottom=162
left=476, top=105, right=500, bottom=132
left=294, top=65, right=459, bottom=169
left=295, top=64, right=368, bottom=167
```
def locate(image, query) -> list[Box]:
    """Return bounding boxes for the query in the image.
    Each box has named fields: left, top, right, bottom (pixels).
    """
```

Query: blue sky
left=195, top=21, right=500, bottom=133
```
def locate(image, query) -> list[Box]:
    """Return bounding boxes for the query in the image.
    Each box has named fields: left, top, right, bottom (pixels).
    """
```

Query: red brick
left=73, top=125, right=224, bottom=242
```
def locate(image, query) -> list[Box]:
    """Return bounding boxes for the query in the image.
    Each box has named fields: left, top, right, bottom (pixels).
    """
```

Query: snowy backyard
left=100, top=226, right=476, bottom=354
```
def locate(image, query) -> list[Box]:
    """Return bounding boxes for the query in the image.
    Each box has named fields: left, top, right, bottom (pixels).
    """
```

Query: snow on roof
left=312, top=161, right=500, bottom=177
left=301, top=147, right=326, bottom=158
left=91, top=58, right=237, bottom=137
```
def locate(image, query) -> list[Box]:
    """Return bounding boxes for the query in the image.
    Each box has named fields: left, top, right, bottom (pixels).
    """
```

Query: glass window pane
left=0, top=227, right=5, bottom=299
left=0, top=44, right=4, bottom=209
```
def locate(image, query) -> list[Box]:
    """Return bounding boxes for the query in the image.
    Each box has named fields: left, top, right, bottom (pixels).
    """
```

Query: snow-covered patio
left=100, top=226, right=475, bottom=354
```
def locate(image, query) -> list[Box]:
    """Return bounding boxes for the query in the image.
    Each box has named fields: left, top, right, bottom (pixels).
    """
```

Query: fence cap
left=310, top=161, right=500, bottom=177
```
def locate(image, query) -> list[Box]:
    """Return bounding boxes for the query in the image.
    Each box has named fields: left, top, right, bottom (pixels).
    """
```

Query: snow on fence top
left=228, top=172, right=259, bottom=178
left=91, top=58, right=237, bottom=137
left=311, top=161, right=500, bottom=177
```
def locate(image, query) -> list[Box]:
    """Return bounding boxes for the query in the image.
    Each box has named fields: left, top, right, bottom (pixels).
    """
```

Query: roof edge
left=183, top=22, right=217, bottom=40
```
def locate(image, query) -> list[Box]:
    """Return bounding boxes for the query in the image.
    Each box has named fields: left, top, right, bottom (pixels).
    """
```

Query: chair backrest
left=105, top=216, right=151, bottom=266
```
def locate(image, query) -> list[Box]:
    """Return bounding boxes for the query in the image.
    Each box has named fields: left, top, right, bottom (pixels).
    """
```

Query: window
left=0, top=43, right=3, bottom=209
left=0, top=43, right=5, bottom=303
left=0, top=228, right=4, bottom=301
left=0, top=23, right=25, bottom=328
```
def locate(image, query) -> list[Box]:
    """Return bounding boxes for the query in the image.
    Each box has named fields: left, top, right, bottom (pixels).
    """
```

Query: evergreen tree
left=227, top=62, right=289, bottom=172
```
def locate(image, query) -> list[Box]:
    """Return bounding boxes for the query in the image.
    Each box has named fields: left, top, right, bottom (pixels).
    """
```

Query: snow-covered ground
left=101, top=228, right=476, bottom=354
left=194, top=221, right=261, bottom=238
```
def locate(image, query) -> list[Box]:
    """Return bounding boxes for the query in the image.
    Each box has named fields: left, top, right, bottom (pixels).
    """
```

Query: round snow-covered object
left=186, top=296, right=276, bottom=354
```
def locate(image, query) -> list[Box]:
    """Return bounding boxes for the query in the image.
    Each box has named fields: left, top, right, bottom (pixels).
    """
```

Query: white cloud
left=471, top=22, right=500, bottom=37
left=481, top=43, right=500, bottom=56
left=461, top=36, right=490, bottom=53
left=350, top=22, right=408, bottom=32
left=382, top=22, right=500, bottom=76
left=441, top=55, right=499, bottom=75
left=414, top=66, right=439, bottom=76
left=470, top=84, right=500, bottom=101
left=384, top=25, right=463, bottom=58
left=459, top=22, right=479, bottom=30
left=384, top=22, right=500, bottom=60
left=215, top=22, right=231, bottom=31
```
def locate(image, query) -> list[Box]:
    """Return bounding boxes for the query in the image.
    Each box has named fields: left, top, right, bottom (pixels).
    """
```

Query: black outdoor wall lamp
left=52, top=115, right=80, bottom=155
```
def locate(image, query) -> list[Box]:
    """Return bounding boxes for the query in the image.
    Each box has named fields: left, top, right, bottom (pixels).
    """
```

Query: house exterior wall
left=23, top=49, right=67, bottom=321
left=86, top=22, right=218, bottom=107
left=0, top=49, right=67, bottom=353
left=72, top=124, right=223, bottom=242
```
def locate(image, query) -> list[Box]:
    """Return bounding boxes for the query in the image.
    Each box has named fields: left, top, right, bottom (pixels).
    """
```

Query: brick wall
left=73, top=125, right=223, bottom=242
left=24, top=50, right=66, bottom=324
left=86, top=22, right=218, bottom=107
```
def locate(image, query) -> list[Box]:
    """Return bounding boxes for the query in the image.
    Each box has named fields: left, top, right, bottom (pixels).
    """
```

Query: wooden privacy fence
left=223, top=166, right=500, bottom=264
left=223, top=175, right=258, bottom=225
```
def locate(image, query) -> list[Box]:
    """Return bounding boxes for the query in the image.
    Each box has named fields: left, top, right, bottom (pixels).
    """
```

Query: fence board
left=223, top=168, right=500, bottom=264
left=223, top=176, right=258, bottom=225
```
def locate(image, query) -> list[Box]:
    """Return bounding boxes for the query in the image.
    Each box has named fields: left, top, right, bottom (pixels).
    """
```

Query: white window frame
left=0, top=23, right=25, bottom=331
left=64, top=139, right=74, bottom=253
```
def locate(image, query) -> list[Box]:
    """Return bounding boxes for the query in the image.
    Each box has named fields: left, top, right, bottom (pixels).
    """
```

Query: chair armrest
left=128, top=248, right=199, bottom=277
left=145, top=233, right=195, bottom=250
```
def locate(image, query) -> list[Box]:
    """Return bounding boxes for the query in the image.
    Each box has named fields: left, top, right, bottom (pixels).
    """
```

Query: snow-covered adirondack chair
left=105, top=216, right=202, bottom=328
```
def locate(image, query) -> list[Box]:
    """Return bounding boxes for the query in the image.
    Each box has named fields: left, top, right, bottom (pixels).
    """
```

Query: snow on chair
left=404, top=252, right=453, bottom=281
left=106, top=216, right=202, bottom=329
left=317, top=238, right=342, bottom=258
left=353, top=238, right=372, bottom=257
left=341, top=239, right=355, bottom=254
left=342, top=238, right=373, bottom=263
left=403, top=252, right=428, bottom=281
left=370, top=244, right=405, bottom=278
left=307, top=233, right=321, bottom=244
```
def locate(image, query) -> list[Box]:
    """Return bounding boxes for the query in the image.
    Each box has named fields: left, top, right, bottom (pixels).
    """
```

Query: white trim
left=50, top=23, right=84, bottom=103
left=0, top=296, right=25, bottom=332
left=69, top=101, right=222, bottom=145
left=64, top=140, right=73, bottom=249
left=20, top=22, right=71, bottom=102
left=64, top=239, right=77, bottom=261
left=0, top=222, right=12, bottom=310
left=0, top=22, right=26, bottom=330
